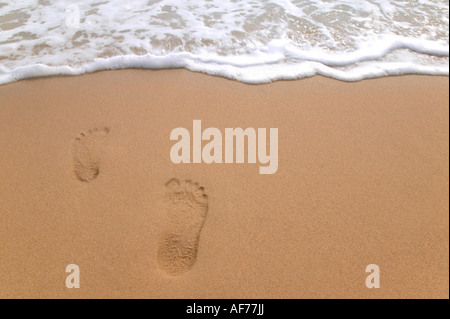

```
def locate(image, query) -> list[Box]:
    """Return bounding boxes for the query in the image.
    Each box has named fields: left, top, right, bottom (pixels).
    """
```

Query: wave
left=0, top=0, right=448, bottom=85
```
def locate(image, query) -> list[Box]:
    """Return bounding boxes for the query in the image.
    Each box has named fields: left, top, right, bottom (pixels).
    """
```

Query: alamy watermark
left=65, top=4, right=110, bottom=30
left=65, top=264, right=80, bottom=289
left=65, top=5, right=80, bottom=29
left=363, top=5, right=385, bottom=34
left=365, top=264, right=380, bottom=289
left=169, top=120, right=279, bottom=175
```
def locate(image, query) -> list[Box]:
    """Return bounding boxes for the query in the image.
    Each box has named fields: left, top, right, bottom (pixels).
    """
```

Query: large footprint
left=157, top=178, right=209, bottom=276
left=72, top=127, right=110, bottom=182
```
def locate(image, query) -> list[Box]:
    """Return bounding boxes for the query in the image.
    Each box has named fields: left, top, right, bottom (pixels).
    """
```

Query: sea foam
left=0, top=0, right=448, bottom=85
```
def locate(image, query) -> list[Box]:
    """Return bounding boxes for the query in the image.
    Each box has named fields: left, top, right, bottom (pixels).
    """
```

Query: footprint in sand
left=72, top=127, right=110, bottom=182
left=157, top=178, right=209, bottom=276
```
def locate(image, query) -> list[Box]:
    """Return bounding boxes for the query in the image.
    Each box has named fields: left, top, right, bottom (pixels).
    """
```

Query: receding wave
left=0, top=0, right=448, bottom=84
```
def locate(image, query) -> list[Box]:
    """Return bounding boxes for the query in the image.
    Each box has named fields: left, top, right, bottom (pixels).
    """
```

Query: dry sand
left=0, top=70, right=448, bottom=298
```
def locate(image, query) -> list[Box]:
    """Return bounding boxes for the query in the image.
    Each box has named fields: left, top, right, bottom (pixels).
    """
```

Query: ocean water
left=0, top=0, right=448, bottom=85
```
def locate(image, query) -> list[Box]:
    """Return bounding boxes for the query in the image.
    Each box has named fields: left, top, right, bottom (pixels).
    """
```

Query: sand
left=0, top=70, right=448, bottom=298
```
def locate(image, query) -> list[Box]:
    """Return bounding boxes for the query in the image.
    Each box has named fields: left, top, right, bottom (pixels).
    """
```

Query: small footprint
left=157, top=178, right=209, bottom=276
left=72, top=127, right=110, bottom=182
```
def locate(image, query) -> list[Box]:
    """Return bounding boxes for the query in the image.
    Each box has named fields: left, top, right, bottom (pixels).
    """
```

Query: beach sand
left=0, top=70, right=448, bottom=298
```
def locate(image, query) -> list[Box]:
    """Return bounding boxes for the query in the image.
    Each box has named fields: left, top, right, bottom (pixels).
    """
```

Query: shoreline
left=0, top=70, right=448, bottom=298
left=1, top=68, right=449, bottom=88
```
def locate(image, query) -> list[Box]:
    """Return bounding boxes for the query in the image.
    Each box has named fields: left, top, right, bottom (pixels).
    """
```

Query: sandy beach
left=0, top=70, right=448, bottom=298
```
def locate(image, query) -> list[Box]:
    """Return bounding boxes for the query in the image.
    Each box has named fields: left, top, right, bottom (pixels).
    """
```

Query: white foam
left=0, top=0, right=448, bottom=85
